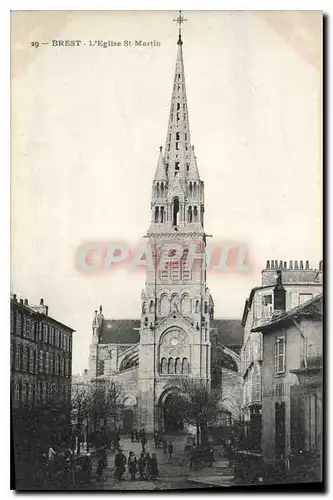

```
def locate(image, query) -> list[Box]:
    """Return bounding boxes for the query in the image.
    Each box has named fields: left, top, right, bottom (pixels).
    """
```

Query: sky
left=11, top=10, right=322, bottom=374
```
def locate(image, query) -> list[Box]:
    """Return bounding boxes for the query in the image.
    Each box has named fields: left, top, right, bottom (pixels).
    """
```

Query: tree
left=71, top=378, right=123, bottom=452
left=171, top=378, right=221, bottom=445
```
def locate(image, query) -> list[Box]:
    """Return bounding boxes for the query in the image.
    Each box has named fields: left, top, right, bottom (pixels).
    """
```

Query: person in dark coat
left=141, top=435, right=147, bottom=454
left=135, top=430, right=140, bottom=443
left=114, top=449, right=126, bottom=481
left=145, top=453, right=151, bottom=480
left=127, top=451, right=137, bottom=481
left=168, top=441, right=174, bottom=460
left=138, top=452, right=146, bottom=480
left=149, top=453, right=159, bottom=481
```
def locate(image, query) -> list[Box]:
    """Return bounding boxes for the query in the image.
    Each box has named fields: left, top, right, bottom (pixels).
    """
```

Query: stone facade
left=88, top=31, right=244, bottom=433
left=11, top=294, right=74, bottom=409
left=240, top=261, right=323, bottom=452
left=256, top=294, right=322, bottom=479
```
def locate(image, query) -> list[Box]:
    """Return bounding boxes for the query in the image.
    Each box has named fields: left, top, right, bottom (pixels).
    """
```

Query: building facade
left=240, top=260, right=323, bottom=452
left=11, top=294, right=75, bottom=410
left=255, top=293, right=322, bottom=480
left=88, top=27, right=244, bottom=433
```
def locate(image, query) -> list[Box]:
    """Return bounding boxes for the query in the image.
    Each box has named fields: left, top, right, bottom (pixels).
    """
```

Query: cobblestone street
left=86, top=434, right=192, bottom=491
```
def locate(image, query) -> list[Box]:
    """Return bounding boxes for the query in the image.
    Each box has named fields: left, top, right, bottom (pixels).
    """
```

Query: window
left=45, top=352, right=50, bottom=374
left=275, top=338, right=285, bottom=374
left=182, top=358, right=189, bottom=374
left=175, top=162, right=179, bottom=171
left=160, top=357, right=168, bottom=374
left=255, top=365, right=261, bottom=402
left=22, top=316, right=27, bottom=337
left=168, top=358, right=175, bottom=374
left=43, top=324, right=48, bottom=343
left=39, top=351, right=44, bottom=373
left=65, top=358, right=69, bottom=377
left=26, top=318, right=31, bottom=338
left=60, top=357, right=64, bottom=376
left=10, top=344, right=13, bottom=367
left=21, top=383, right=28, bottom=406
left=13, top=382, right=20, bottom=407
left=42, top=382, right=47, bottom=403
left=55, top=355, right=60, bottom=375
left=11, top=309, right=14, bottom=334
left=176, top=142, right=179, bottom=150
left=16, top=312, right=22, bottom=336
left=22, top=347, right=28, bottom=371
left=28, top=384, right=34, bottom=406
left=176, top=132, right=180, bottom=140
left=15, top=345, right=21, bottom=370
left=29, top=349, right=35, bottom=373
left=50, top=353, right=54, bottom=374
left=175, top=357, right=182, bottom=374
left=37, top=381, right=42, bottom=402
left=38, top=323, right=42, bottom=341
left=275, top=382, right=285, bottom=397
left=299, top=293, right=313, bottom=306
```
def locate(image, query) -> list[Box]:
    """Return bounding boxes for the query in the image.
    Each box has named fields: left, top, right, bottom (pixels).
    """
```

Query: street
left=74, top=434, right=233, bottom=491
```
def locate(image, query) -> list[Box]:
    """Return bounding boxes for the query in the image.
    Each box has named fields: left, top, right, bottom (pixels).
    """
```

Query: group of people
left=114, top=449, right=159, bottom=481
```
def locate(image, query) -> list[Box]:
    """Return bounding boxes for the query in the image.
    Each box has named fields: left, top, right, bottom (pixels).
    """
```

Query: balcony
left=305, top=344, right=322, bottom=369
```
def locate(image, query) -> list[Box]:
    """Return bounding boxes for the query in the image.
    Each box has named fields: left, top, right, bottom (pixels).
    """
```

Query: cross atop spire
left=173, top=10, right=187, bottom=45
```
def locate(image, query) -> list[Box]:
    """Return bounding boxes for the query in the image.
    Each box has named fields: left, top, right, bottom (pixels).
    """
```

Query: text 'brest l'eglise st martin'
left=51, top=40, right=161, bottom=47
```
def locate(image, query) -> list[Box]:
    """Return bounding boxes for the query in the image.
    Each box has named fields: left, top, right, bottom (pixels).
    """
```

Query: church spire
left=154, top=146, right=167, bottom=181
left=164, top=10, right=192, bottom=180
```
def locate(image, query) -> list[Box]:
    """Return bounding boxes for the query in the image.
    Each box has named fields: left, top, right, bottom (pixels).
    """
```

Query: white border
left=2, top=1, right=330, bottom=499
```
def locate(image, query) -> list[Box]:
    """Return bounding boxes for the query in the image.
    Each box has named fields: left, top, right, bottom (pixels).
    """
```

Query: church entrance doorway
left=123, top=409, right=134, bottom=432
left=163, top=392, right=184, bottom=433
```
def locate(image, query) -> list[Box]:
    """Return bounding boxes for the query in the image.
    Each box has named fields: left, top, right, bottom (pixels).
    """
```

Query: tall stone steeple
left=139, top=12, right=212, bottom=433
left=150, top=12, right=204, bottom=232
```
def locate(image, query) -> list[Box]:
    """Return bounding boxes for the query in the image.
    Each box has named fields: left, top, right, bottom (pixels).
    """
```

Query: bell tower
left=138, top=12, right=213, bottom=432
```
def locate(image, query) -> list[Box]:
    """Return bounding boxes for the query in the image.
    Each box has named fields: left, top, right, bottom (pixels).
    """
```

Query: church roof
left=99, top=319, right=140, bottom=345
left=210, top=318, right=244, bottom=347
left=98, top=317, right=243, bottom=347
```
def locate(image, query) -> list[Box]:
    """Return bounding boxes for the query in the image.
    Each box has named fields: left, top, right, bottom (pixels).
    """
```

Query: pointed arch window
left=172, top=198, right=180, bottom=226
left=149, top=300, right=154, bottom=313
left=189, top=182, right=193, bottom=197
left=160, top=357, right=168, bottom=374
left=156, top=183, right=160, bottom=198
left=194, top=206, right=198, bottom=222
left=175, top=357, right=182, bottom=374
left=160, top=206, right=165, bottom=223
left=188, top=206, right=192, bottom=223
left=182, top=358, right=189, bottom=374
left=168, top=358, right=175, bottom=374
left=176, top=132, right=180, bottom=140
left=160, top=294, right=169, bottom=314
left=155, top=207, right=159, bottom=223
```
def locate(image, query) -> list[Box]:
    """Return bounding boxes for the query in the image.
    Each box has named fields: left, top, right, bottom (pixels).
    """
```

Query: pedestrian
left=141, top=435, right=147, bottom=454
left=154, top=430, right=158, bottom=448
left=135, top=429, right=140, bottom=443
left=145, top=452, right=151, bottom=480
left=163, top=439, right=168, bottom=456
left=114, top=448, right=127, bottom=481
left=208, top=446, right=215, bottom=467
left=138, top=452, right=146, bottom=480
left=47, top=444, right=57, bottom=478
left=168, top=441, right=174, bottom=460
left=127, top=451, right=137, bottom=481
left=130, top=429, right=135, bottom=443
left=150, top=453, right=159, bottom=481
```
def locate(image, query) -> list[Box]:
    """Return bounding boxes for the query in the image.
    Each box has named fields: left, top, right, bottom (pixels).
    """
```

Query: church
left=88, top=14, right=243, bottom=434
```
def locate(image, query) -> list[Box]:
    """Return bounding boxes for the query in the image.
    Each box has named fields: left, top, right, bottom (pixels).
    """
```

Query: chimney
left=300, top=260, right=304, bottom=269
left=266, top=260, right=270, bottom=269
left=40, top=298, right=44, bottom=306
left=306, top=260, right=309, bottom=269
left=283, top=261, right=287, bottom=269
left=294, top=260, right=298, bottom=270
left=275, top=260, right=278, bottom=268
left=274, top=270, right=286, bottom=313
left=24, top=299, right=28, bottom=306
left=289, top=260, right=293, bottom=270
left=271, top=260, right=275, bottom=269
left=19, top=298, right=23, bottom=305
left=279, top=260, right=283, bottom=269
left=45, top=306, right=49, bottom=316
